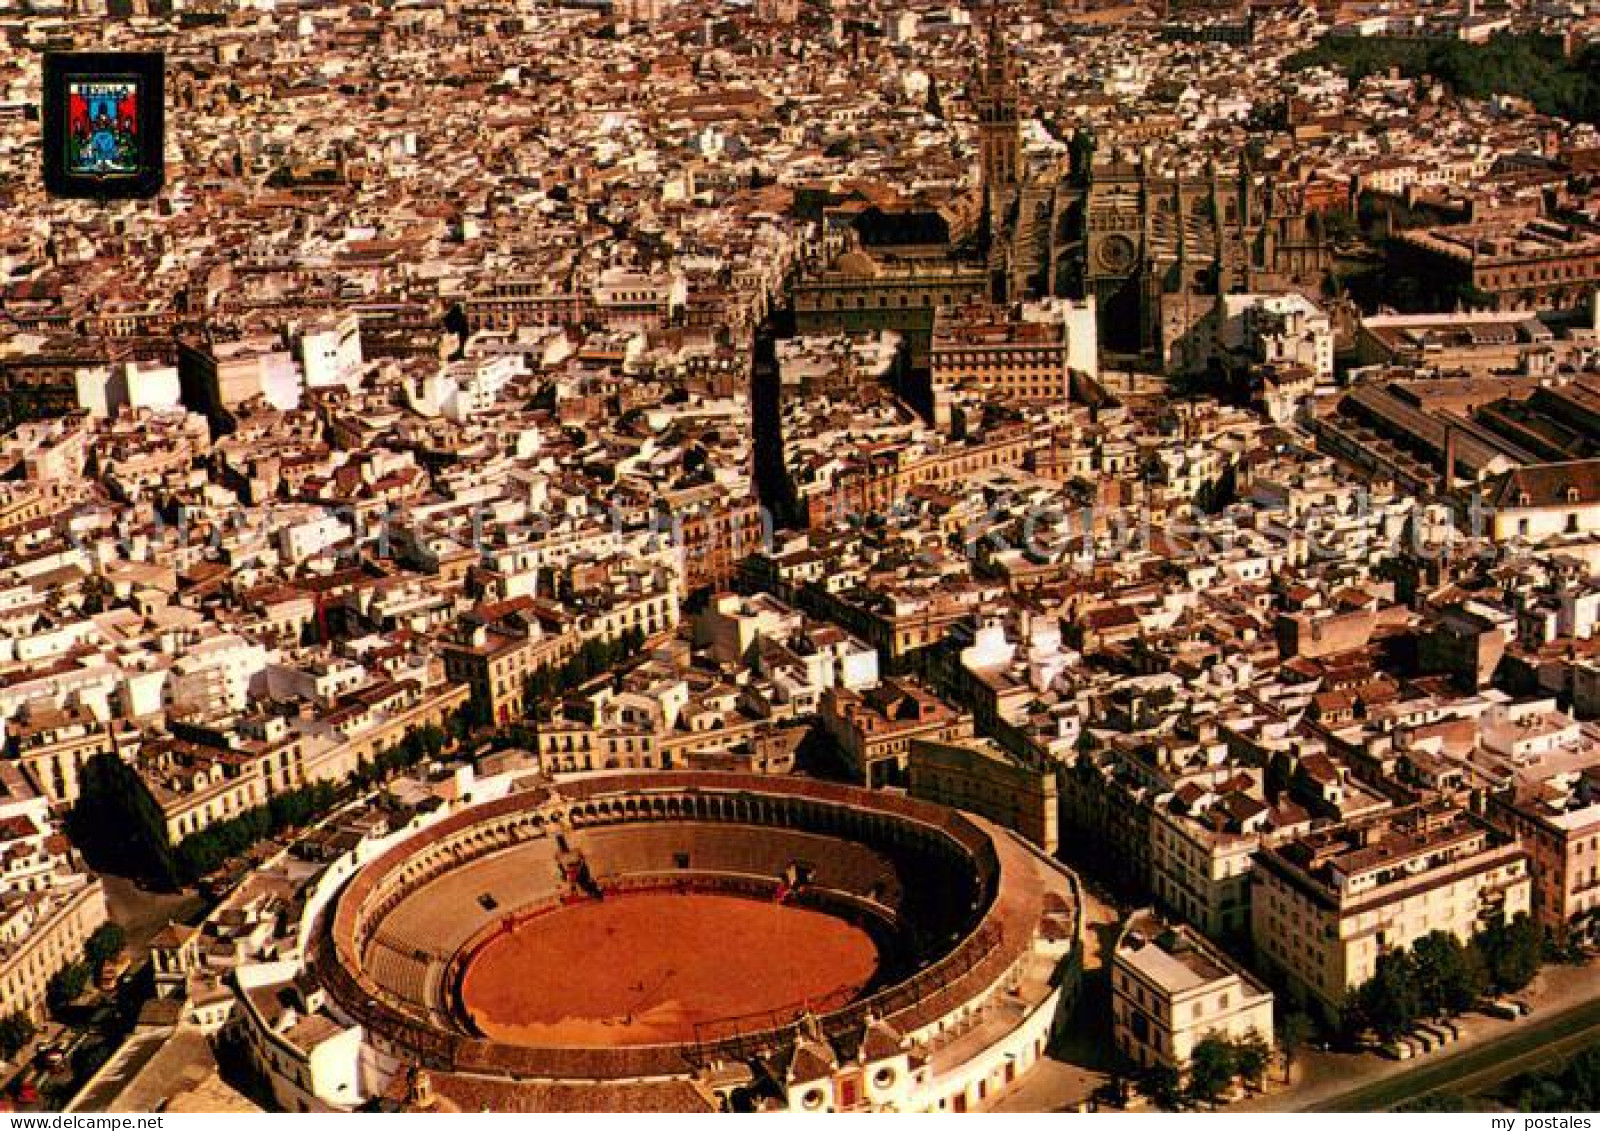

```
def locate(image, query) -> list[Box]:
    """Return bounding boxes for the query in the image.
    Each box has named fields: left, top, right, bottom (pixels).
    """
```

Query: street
left=1224, top=960, right=1600, bottom=1113
left=1305, top=996, right=1600, bottom=1112
left=99, top=874, right=202, bottom=965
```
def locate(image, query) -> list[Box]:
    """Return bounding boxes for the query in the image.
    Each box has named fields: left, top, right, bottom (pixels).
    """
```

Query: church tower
left=974, top=1, right=1022, bottom=199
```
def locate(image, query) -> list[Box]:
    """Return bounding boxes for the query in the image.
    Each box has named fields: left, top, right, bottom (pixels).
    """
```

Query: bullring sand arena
left=460, top=890, right=880, bottom=1046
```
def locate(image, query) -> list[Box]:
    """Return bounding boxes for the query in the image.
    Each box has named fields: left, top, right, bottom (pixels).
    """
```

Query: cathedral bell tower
left=974, top=1, right=1022, bottom=203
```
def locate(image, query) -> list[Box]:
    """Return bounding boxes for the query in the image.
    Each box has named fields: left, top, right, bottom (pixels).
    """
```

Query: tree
left=68, top=753, right=180, bottom=889
left=1458, top=939, right=1491, bottom=1010
left=1412, top=931, right=1484, bottom=1016
left=47, top=962, right=90, bottom=1013
left=85, top=924, right=127, bottom=977
left=1135, top=1064, right=1183, bottom=1111
left=1553, top=1046, right=1600, bottom=1110
left=71, top=1041, right=112, bottom=1082
left=1398, top=1092, right=1473, bottom=1112
left=1515, top=1073, right=1575, bottom=1113
left=1279, top=1010, right=1313, bottom=1077
left=417, top=725, right=445, bottom=758
left=1358, top=949, right=1421, bottom=1043
left=452, top=696, right=491, bottom=737
left=1186, top=1035, right=1238, bottom=1106
left=1480, top=915, right=1542, bottom=994
left=1231, top=1031, right=1272, bottom=1092
left=0, top=1011, right=35, bottom=1059
left=491, top=722, right=538, bottom=753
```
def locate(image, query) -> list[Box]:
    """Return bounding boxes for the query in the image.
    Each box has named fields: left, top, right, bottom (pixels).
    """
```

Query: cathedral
left=972, top=4, right=1333, bottom=363
left=793, top=4, right=1333, bottom=372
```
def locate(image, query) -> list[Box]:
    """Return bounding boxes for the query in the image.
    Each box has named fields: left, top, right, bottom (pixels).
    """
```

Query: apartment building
left=1113, top=908, right=1274, bottom=1074
left=0, top=878, right=107, bottom=1022
left=930, top=298, right=1098, bottom=405
left=439, top=623, right=565, bottom=727
left=1391, top=218, right=1600, bottom=313
left=1152, top=805, right=1269, bottom=942
left=1481, top=462, right=1600, bottom=545
left=1203, top=293, right=1334, bottom=384
left=145, top=680, right=470, bottom=845
left=572, top=586, right=680, bottom=648
left=0, top=763, right=108, bottom=1020
left=1476, top=700, right=1600, bottom=943
left=1492, top=780, right=1600, bottom=945
left=819, top=678, right=973, bottom=787
left=6, top=702, right=119, bottom=805
left=1252, top=802, right=1531, bottom=1018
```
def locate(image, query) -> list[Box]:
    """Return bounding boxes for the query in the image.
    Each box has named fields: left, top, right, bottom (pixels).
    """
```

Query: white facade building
left=298, top=314, right=364, bottom=389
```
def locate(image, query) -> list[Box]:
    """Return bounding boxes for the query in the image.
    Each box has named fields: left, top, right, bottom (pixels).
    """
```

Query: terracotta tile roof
left=1487, top=459, right=1600, bottom=509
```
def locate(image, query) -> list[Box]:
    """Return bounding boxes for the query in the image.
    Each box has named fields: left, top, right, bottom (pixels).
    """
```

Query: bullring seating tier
left=570, top=822, right=904, bottom=908
left=363, top=936, right=438, bottom=1014
left=363, top=832, right=565, bottom=1017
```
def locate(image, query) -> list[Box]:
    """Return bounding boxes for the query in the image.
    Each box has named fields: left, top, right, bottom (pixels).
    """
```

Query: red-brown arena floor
left=459, top=891, right=881, bottom=1047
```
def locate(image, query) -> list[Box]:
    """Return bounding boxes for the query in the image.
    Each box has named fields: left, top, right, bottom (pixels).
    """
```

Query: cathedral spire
left=983, top=0, right=1010, bottom=85
left=974, top=0, right=1021, bottom=197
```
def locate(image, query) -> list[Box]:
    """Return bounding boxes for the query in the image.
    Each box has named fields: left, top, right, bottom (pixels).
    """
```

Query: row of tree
left=1343, top=917, right=1543, bottom=1043
left=46, top=922, right=127, bottom=1015
left=351, top=724, right=447, bottom=790
left=522, top=628, right=648, bottom=719
left=68, top=754, right=186, bottom=889
left=71, top=708, right=476, bottom=892
left=1137, top=1032, right=1273, bottom=1110
left=173, top=781, right=340, bottom=883
left=1403, top=1052, right=1600, bottom=1116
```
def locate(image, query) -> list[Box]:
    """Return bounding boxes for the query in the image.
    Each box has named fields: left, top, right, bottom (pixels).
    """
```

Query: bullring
left=236, top=772, right=1083, bottom=1112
